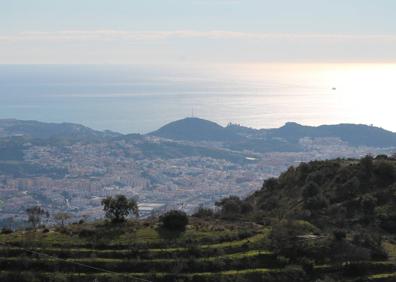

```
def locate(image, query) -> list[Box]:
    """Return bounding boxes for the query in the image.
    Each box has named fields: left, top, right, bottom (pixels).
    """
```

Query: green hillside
left=1, top=156, right=396, bottom=281
left=242, top=155, right=396, bottom=281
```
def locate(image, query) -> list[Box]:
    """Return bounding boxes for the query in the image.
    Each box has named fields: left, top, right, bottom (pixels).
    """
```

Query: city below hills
left=0, top=117, right=395, bottom=227
left=0, top=118, right=396, bottom=281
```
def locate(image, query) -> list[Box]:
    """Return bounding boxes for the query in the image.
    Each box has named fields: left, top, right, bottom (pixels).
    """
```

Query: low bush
left=159, top=210, right=189, bottom=232
left=1, top=227, right=13, bottom=234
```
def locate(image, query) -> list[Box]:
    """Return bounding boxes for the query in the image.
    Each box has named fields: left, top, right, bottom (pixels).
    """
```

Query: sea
left=0, top=63, right=395, bottom=134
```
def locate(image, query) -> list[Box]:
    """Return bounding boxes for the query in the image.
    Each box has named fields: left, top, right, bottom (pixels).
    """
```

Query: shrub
left=215, top=196, right=244, bottom=219
left=299, top=257, right=314, bottom=274
left=376, top=154, right=389, bottom=160
left=269, top=220, right=320, bottom=260
left=373, top=161, right=395, bottom=186
left=360, top=195, right=377, bottom=216
left=78, top=227, right=96, bottom=238
left=333, top=229, right=346, bottom=241
left=159, top=210, right=189, bottom=232
left=336, top=177, right=360, bottom=200
left=1, top=227, right=13, bottom=234
left=263, top=177, right=279, bottom=191
left=304, top=195, right=328, bottom=211
left=360, top=155, right=374, bottom=175
left=302, top=181, right=320, bottom=199
left=193, top=206, right=214, bottom=218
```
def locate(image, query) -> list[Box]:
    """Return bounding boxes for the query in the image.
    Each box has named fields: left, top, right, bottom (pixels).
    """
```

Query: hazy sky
left=1, top=0, right=396, bottom=64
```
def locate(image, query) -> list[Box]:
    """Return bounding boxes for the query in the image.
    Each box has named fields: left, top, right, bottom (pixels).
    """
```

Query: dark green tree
left=26, top=206, right=49, bottom=229
left=360, top=195, right=377, bottom=217
left=263, top=177, right=279, bottom=191
left=269, top=220, right=317, bottom=260
left=159, top=210, right=189, bottom=232
left=215, top=196, right=243, bottom=218
left=373, top=161, right=395, bottom=186
left=360, top=155, right=374, bottom=176
left=193, top=205, right=214, bottom=218
left=302, top=181, right=320, bottom=199
left=101, top=195, right=139, bottom=223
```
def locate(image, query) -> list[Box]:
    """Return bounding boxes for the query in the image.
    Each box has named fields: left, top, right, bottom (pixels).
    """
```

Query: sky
left=1, top=0, right=396, bottom=64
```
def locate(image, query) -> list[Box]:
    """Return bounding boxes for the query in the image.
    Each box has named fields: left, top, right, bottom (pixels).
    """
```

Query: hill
left=150, top=118, right=396, bottom=151
left=266, top=122, right=396, bottom=147
left=202, top=155, right=396, bottom=281
left=235, top=156, right=396, bottom=281
left=149, top=117, right=242, bottom=142
left=0, top=119, right=120, bottom=140
left=228, top=122, right=396, bottom=148
left=246, top=155, right=396, bottom=231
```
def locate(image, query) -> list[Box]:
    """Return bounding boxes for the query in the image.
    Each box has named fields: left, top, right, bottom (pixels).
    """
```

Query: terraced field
left=0, top=221, right=300, bottom=282
left=1, top=221, right=396, bottom=282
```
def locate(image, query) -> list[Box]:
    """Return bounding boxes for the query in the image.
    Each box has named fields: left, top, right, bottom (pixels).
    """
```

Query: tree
left=302, top=181, right=320, bottom=199
left=215, top=196, right=243, bottom=218
left=54, top=212, right=71, bottom=227
left=360, top=155, right=374, bottom=176
left=360, top=195, right=377, bottom=217
left=263, top=177, right=279, bottom=191
left=193, top=205, right=214, bottom=218
left=26, top=206, right=49, bottom=229
left=303, top=195, right=328, bottom=211
left=333, top=229, right=347, bottom=241
left=159, top=210, right=189, bottom=232
left=101, top=195, right=139, bottom=223
left=335, top=176, right=361, bottom=200
left=373, top=161, right=395, bottom=186
left=269, top=220, right=314, bottom=260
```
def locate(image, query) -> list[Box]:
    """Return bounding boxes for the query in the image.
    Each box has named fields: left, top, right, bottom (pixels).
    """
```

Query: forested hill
left=247, top=155, right=396, bottom=233
left=227, top=155, right=396, bottom=281
left=150, top=117, right=396, bottom=148
left=149, top=117, right=242, bottom=142
left=227, top=122, right=396, bottom=148
left=266, top=122, right=396, bottom=147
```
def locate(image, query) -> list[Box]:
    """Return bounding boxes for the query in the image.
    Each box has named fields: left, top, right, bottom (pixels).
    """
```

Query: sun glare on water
left=323, top=64, right=396, bottom=130
left=222, top=63, right=396, bottom=131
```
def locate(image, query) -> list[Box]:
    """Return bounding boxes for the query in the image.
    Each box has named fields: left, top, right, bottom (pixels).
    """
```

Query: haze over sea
left=0, top=64, right=395, bottom=134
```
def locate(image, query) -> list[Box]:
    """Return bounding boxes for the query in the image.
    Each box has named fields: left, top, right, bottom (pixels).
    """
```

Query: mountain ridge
left=150, top=117, right=396, bottom=149
left=0, top=119, right=121, bottom=140
left=1, top=117, right=395, bottom=149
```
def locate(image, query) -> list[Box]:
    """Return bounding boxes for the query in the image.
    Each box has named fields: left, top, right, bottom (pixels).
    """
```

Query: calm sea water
left=0, top=64, right=395, bottom=133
